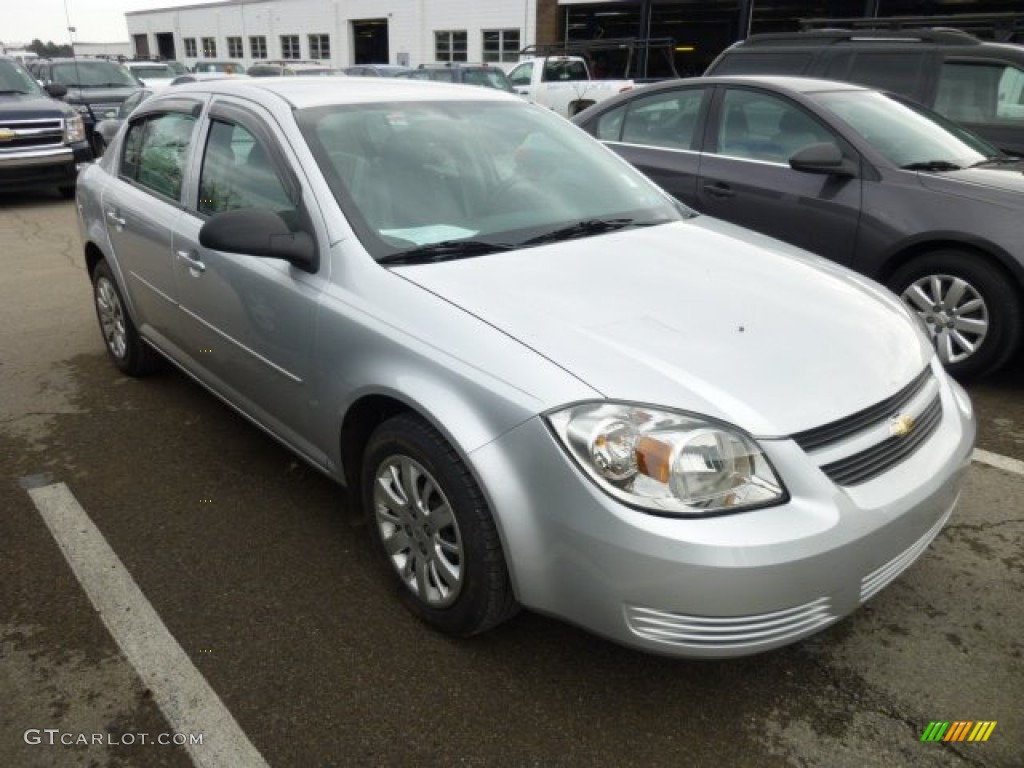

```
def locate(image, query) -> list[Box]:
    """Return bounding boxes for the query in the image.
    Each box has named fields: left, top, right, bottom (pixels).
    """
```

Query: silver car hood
left=397, top=217, right=933, bottom=437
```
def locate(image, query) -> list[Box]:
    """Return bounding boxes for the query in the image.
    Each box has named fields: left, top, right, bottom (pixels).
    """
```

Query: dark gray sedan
left=573, top=75, right=1024, bottom=379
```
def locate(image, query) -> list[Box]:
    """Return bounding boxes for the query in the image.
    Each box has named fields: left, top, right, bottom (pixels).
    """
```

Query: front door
left=697, top=86, right=863, bottom=265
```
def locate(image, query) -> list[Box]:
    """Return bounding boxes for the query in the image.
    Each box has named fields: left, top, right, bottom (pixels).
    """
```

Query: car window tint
left=843, top=52, right=925, bottom=98
left=621, top=88, right=705, bottom=150
left=937, top=61, right=1024, bottom=124
left=120, top=112, right=197, bottom=200
left=717, top=89, right=836, bottom=163
left=198, top=120, right=294, bottom=215
left=542, top=59, right=587, bottom=82
left=711, top=52, right=812, bottom=76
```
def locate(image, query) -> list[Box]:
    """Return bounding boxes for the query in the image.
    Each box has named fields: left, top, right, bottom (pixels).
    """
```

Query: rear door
left=578, top=84, right=710, bottom=208
left=100, top=99, right=202, bottom=345
left=696, top=85, right=862, bottom=265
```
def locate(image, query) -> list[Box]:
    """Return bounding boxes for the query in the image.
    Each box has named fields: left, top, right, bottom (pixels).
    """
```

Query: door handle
left=702, top=182, right=735, bottom=199
left=105, top=209, right=126, bottom=228
left=176, top=249, right=206, bottom=273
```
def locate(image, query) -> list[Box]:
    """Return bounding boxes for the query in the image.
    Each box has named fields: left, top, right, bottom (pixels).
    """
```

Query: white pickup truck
left=506, top=55, right=636, bottom=118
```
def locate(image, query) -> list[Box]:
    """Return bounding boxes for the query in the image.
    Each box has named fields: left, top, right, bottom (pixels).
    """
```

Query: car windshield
left=51, top=61, right=139, bottom=88
left=297, top=99, right=684, bottom=261
left=0, top=59, right=42, bottom=95
left=811, top=90, right=1001, bottom=169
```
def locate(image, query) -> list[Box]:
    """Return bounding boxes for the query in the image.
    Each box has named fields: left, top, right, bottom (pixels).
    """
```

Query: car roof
left=158, top=75, right=521, bottom=108
left=642, top=74, right=872, bottom=94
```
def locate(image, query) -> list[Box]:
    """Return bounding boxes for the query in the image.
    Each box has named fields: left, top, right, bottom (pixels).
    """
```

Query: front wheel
left=361, top=414, right=518, bottom=636
left=90, top=133, right=106, bottom=158
left=889, top=250, right=1022, bottom=379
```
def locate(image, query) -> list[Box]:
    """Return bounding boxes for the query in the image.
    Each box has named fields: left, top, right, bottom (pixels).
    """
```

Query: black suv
left=33, top=58, right=142, bottom=155
left=0, top=56, right=92, bottom=198
left=705, top=28, right=1024, bottom=155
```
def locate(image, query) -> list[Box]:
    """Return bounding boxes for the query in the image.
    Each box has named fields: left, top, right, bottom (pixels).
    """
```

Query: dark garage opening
left=352, top=19, right=389, bottom=64
left=155, top=32, right=176, bottom=61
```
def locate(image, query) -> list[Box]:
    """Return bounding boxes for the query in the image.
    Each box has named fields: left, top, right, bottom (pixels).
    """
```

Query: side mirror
left=45, top=83, right=68, bottom=99
left=199, top=209, right=317, bottom=271
left=789, top=142, right=857, bottom=177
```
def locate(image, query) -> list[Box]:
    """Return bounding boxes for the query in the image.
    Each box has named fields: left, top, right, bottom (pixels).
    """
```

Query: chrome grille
left=625, top=598, right=837, bottom=650
left=0, top=117, right=64, bottom=151
left=820, top=394, right=943, bottom=486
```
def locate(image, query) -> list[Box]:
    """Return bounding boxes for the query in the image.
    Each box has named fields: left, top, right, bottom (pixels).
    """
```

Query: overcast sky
left=2, top=0, right=221, bottom=47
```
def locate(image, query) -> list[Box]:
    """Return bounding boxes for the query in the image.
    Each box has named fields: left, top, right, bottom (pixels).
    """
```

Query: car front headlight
left=546, top=402, right=787, bottom=516
left=64, top=114, right=86, bottom=144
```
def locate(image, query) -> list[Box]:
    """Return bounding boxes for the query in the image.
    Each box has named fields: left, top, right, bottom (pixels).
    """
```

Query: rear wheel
left=91, top=260, right=160, bottom=377
left=890, top=250, right=1022, bottom=379
left=361, top=414, right=518, bottom=636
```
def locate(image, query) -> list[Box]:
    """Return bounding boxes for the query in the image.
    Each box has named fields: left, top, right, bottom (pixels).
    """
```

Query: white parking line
left=25, top=482, right=270, bottom=768
left=972, top=448, right=1024, bottom=477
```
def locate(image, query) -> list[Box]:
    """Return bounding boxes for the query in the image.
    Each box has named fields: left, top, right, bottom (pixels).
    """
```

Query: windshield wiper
left=378, top=239, right=514, bottom=265
left=968, top=155, right=1015, bottom=168
left=519, top=217, right=661, bottom=246
left=0, top=89, right=32, bottom=94
left=900, top=160, right=963, bottom=172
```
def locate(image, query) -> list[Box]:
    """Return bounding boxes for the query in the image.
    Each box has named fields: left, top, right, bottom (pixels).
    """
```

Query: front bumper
left=0, top=143, right=92, bottom=192
left=470, top=364, right=975, bottom=658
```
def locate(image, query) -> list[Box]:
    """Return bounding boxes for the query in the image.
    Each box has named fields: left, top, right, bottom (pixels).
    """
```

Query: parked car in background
left=704, top=28, right=1024, bottom=156
left=342, top=64, right=411, bottom=77
left=573, top=75, right=1024, bottom=378
left=506, top=55, right=636, bottom=116
left=247, top=61, right=337, bottom=77
left=0, top=55, right=91, bottom=198
left=33, top=57, right=141, bottom=156
left=76, top=77, right=974, bottom=659
left=91, top=87, right=154, bottom=155
left=394, top=63, right=513, bottom=92
left=192, top=61, right=246, bottom=75
left=123, top=61, right=177, bottom=89
left=170, top=73, right=250, bottom=86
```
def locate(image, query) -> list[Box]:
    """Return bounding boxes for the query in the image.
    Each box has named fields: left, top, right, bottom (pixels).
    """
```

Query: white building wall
left=126, top=0, right=536, bottom=70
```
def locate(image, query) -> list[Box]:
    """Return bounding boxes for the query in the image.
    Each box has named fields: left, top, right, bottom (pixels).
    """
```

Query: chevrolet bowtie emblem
left=889, top=413, right=916, bottom=438
left=0, top=128, right=17, bottom=142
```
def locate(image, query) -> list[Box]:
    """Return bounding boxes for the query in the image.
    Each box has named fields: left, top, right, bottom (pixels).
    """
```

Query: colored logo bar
left=921, top=721, right=997, bottom=742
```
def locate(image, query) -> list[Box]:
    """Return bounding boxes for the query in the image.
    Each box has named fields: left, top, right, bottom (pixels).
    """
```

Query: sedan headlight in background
left=64, top=114, right=86, bottom=144
left=547, top=403, right=786, bottom=516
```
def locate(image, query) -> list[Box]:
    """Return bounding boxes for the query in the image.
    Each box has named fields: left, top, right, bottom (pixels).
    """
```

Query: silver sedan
left=75, top=77, right=975, bottom=657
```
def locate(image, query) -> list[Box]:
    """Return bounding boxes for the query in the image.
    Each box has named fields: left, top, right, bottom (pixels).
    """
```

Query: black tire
left=361, top=414, right=518, bottom=636
left=90, top=133, right=106, bottom=158
left=889, top=250, right=1022, bottom=379
left=91, top=260, right=160, bottom=377
left=58, top=185, right=76, bottom=199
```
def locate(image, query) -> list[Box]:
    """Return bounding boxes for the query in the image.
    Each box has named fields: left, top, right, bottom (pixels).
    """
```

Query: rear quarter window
left=829, top=51, right=927, bottom=99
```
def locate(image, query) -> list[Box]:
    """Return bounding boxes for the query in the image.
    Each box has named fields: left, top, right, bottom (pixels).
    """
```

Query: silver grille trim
left=861, top=504, right=953, bottom=602
left=625, top=598, right=837, bottom=650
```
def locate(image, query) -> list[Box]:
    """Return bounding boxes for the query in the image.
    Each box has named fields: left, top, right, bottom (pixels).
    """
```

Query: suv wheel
left=890, top=250, right=1022, bottom=379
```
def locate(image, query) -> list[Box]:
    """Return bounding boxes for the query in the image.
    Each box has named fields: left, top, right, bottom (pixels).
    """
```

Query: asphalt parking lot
left=1, top=190, right=1021, bottom=768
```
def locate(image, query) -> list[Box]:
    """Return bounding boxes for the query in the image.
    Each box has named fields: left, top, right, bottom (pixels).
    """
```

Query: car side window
left=119, top=111, right=197, bottom=200
left=198, top=119, right=295, bottom=216
left=621, top=88, right=705, bottom=150
left=508, top=62, right=533, bottom=87
left=716, top=89, right=837, bottom=163
left=937, top=61, right=1024, bottom=124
